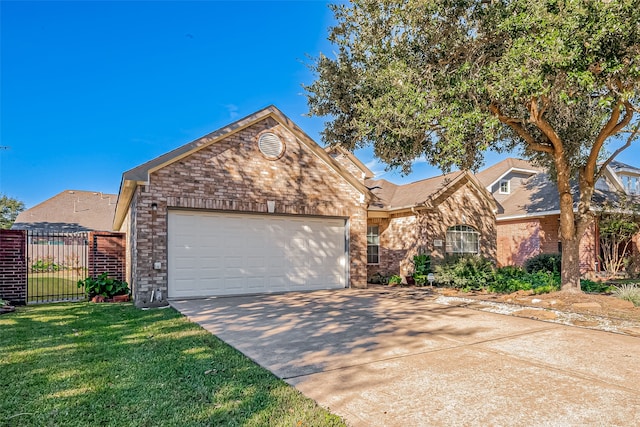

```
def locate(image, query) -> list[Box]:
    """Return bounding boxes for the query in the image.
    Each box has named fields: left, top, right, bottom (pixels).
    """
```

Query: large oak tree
left=306, top=0, right=640, bottom=291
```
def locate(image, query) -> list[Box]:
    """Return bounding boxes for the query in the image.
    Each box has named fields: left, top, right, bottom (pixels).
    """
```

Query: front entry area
left=167, top=210, right=348, bottom=298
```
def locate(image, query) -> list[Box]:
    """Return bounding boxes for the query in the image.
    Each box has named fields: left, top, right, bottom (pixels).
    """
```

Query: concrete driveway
left=171, top=288, right=640, bottom=426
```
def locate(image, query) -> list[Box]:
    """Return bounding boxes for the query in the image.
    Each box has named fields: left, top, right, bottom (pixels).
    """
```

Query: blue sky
left=2, top=1, right=639, bottom=209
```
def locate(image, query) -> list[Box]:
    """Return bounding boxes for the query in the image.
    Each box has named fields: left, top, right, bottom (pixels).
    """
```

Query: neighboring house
left=13, top=190, right=117, bottom=233
left=476, top=158, right=640, bottom=273
left=114, top=105, right=639, bottom=306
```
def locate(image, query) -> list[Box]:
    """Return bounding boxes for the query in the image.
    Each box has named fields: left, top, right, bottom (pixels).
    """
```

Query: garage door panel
left=168, top=211, right=347, bottom=298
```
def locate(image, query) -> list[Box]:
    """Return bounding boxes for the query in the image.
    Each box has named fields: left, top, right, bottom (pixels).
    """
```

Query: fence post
left=88, top=232, right=126, bottom=281
left=0, top=230, right=27, bottom=305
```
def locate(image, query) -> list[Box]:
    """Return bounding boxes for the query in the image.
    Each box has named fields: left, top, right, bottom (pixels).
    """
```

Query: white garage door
left=168, top=210, right=348, bottom=298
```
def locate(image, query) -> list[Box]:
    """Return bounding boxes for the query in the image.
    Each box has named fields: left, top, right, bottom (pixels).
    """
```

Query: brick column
left=0, top=230, right=27, bottom=305
left=88, top=232, right=126, bottom=281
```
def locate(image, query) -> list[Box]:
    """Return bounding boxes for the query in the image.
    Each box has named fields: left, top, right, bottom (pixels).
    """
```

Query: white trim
left=499, top=179, right=510, bottom=194
left=497, top=210, right=562, bottom=221
left=485, top=167, right=539, bottom=192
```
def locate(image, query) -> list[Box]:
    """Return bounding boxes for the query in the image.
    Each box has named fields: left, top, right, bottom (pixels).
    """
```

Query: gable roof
left=367, top=170, right=496, bottom=214
left=325, top=145, right=375, bottom=179
left=113, top=105, right=372, bottom=230
left=494, top=164, right=640, bottom=220
left=475, top=157, right=542, bottom=190
left=12, top=190, right=117, bottom=232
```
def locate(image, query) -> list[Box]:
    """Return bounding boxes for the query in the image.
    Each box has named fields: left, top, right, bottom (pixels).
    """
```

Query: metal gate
left=27, top=231, right=89, bottom=303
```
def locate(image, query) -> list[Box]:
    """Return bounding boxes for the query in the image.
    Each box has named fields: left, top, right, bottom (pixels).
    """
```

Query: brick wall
left=496, top=219, right=541, bottom=267
left=88, top=232, right=126, bottom=282
left=538, top=215, right=561, bottom=254
left=129, top=117, right=368, bottom=305
left=0, top=230, right=27, bottom=304
left=368, top=215, right=417, bottom=278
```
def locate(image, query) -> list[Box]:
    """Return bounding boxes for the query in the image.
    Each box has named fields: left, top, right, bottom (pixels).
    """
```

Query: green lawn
left=28, top=271, right=86, bottom=302
left=0, top=303, right=345, bottom=427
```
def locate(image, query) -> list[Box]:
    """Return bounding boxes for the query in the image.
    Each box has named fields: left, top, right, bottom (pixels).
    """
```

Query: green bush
left=434, top=255, right=494, bottom=291
left=413, top=254, right=431, bottom=286
left=524, top=253, right=562, bottom=274
left=388, top=274, right=402, bottom=285
left=580, top=279, right=613, bottom=294
left=31, top=256, right=60, bottom=272
left=78, top=272, right=129, bottom=298
left=489, top=267, right=560, bottom=294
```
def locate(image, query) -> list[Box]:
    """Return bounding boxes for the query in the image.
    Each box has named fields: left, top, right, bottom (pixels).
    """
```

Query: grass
left=0, top=303, right=345, bottom=427
left=28, top=271, right=86, bottom=302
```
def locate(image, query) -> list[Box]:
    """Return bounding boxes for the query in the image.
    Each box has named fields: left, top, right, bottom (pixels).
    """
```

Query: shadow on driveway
left=172, top=288, right=640, bottom=426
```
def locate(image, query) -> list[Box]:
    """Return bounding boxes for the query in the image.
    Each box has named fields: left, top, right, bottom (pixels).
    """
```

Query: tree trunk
left=560, top=236, right=581, bottom=291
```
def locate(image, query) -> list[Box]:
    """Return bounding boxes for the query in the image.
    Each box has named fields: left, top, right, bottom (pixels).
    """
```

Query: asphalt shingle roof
left=12, top=190, right=117, bottom=232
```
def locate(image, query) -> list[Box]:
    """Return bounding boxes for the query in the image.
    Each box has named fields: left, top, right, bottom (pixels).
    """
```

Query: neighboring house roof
left=492, top=161, right=640, bottom=220
left=12, top=190, right=117, bottom=232
left=495, top=173, right=560, bottom=218
left=475, top=157, right=542, bottom=190
left=366, top=170, right=496, bottom=214
left=113, top=105, right=372, bottom=230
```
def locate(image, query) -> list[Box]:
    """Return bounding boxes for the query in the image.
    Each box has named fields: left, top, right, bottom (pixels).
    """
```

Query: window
left=367, top=225, right=380, bottom=264
left=445, top=225, right=479, bottom=254
left=499, top=179, right=510, bottom=194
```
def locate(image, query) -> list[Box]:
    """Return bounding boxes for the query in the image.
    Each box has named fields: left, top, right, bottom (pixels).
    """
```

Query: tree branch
left=596, top=119, right=640, bottom=181
left=489, top=103, right=554, bottom=154
left=588, top=100, right=634, bottom=181
left=528, top=97, right=563, bottom=153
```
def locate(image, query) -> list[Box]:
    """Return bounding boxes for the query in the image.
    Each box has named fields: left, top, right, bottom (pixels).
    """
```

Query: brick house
left=475, top=158, right=640, bottom=273
left=114, top=106, right=639, bottom=306
left=113, top=106, right=371, bottom=306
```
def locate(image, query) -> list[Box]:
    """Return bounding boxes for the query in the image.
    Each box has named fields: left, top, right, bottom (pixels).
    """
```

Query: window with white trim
left=499, top=179, right=510, bottom=194
left=367, top=225, right=380, bottom=264
left=446, top=225, right=479, bottom=254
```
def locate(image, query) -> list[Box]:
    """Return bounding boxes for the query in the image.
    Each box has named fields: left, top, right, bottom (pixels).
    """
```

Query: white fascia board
left=485, top=167, right=539, bottom=191
left=496, top=210, right=562, bottom=221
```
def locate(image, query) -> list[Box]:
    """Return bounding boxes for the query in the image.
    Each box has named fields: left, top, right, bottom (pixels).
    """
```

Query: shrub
left=412, top=254, right=432, bottom=286
left=612, top=284, right=640, bottom=306
left=524, top=253, right=562, bottom=274
left=580, top=279, right=612, bottom=294
left=434, top=255, right=494, bottom=291
left=388, top=275, right=402, bottom=286
left=489, top=267, right=560, bottom=294
left=31, top=256, right=59, bottom=272
left=78, top=272, right=129, bottom=298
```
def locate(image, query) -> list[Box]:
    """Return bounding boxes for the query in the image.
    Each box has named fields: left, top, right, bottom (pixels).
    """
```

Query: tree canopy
left=0, top=194, right=25, bottom=229
left=306, top=0, right=640, bottom=289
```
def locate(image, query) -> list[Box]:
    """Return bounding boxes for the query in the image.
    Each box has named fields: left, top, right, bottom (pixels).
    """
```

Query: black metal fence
left=27, top=231, right=89, bottom=303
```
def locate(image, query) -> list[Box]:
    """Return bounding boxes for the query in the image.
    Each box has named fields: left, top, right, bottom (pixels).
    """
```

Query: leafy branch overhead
left=307, top=0, right=640, bottom=290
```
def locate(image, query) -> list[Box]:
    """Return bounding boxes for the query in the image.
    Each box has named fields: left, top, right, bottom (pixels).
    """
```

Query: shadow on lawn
left=1, top=303, right=341, bottom=427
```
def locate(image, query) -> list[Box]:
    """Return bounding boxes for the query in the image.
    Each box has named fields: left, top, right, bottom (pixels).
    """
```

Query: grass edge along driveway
left=0, top=303, right=345, bottom=427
